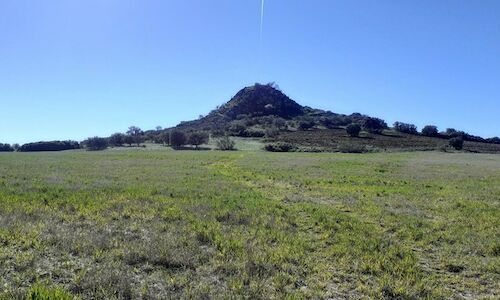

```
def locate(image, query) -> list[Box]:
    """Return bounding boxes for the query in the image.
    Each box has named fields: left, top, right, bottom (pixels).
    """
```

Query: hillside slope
left=272, top=128, right=500, bottom=153
left=168, top=83, right=499, bottom=153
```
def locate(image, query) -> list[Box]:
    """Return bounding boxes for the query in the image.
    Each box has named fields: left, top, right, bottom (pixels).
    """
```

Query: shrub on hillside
left=346, top=124, right=361, bottom=137
left=227, top=122, right=246, bottom=136
left=0, top=143, right=14, bottom=152
left=216, top=136, right=236, bottom=151
left=362, top=117, right=387, bottom=134
left=449, top=137, right=464, bottom=150
left=421, top=125, right=439, bottom=137
left=461, top=132, right=485, bottom=143
left=487, top=137, right=500, bottom=144
left=18, top=141, right=80, bottom=152
left=335, top=115, right=353, bottom=126
left=393, top=122, right=418, bottom=134
left=83, top=137, right=108, bottom=151
left=210, top=129, right=226, bottom=138
left=242, top=128, right=266, bottom=138
left=298, top=120, right=315, bottom=131
left=322, top=115, right=352, bottom=128
left=444, top=128, right=465, bottom=138
left=273, top=118, right=287, bottom=130
left=446, top=128, right=458, bottom=135
left=265, top=127, right=280, bottom=138
left=188, top=132, right=209, bottom=148
left=264, top=142, right=296, bottom=152
left=170, top=131, right=187, bottom=149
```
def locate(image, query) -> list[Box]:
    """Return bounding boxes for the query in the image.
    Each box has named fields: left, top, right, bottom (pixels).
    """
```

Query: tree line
left=1, top=119, right=498, bottom=152
left=82, top=126, right=235, bottom=151
left=341, top=119, right=499, bottom=150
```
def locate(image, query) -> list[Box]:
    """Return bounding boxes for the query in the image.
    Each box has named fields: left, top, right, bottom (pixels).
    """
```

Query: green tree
left=159, top=131, right=170, bottom=145
left=363, top=117, right=387, bottom=134
left=422, top=125, right=439, bottom=137
left=346, top=124, right=361, bottom=137
left=124, top=135, right=134, bottom=147
left=393, top=122, right=418, bottom=134
left=127, top=126, right=144, bottom=146
left=170, top=131, right=187, bottom=149
left=109, top=133, right=125, bottom=147
left=188, top=132, right=209, bottom=149
left=83, top=137, right=108, bottom=151
left=298, top=120, right=315, bottom=131
left=0, top=143, right=14, bottom=152
left=449, top=137, right=464, bottom=150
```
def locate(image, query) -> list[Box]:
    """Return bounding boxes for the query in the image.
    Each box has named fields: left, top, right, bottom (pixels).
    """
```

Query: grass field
left=0, top=150, right=499, bottom=299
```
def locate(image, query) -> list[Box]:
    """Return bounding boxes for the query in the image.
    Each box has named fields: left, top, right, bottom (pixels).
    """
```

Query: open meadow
left=0, top=149, right=499, bottom=299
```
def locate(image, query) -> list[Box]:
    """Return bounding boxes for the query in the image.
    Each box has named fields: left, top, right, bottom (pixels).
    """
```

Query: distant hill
left=174, top=83, right=369, bottom=133
left=174, top=83, right=306, bottom=133
left=215, top=84, right=304, bottom=119
left=165, top=83, right=500, bottom=153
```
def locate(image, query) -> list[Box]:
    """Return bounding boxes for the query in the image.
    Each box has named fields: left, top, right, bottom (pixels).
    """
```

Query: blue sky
left=1, top=0, right=499, bottom=144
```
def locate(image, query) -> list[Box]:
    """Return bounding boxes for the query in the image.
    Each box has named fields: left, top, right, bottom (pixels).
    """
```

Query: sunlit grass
left=0, top=151, right=498, bottom=299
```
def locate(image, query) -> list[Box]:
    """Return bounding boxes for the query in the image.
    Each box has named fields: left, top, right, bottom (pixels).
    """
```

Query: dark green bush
left=264, top=142, right=296, bottom=152
left=0, top=143, right=14, bottom=152
left=170, top=131, right=187, bottom=149
left=487, top=137, right=500, bottom=144
left=393, top=122, right=418, bottom=134
left=83, top=137, right=108, bottom=151
left=158, top=131, right=170, bottom=145
left=363, top=117, right=387, bottom=134
left=241, top=128, right=266, bottom=137
left=298, top=120, right=315, bottom=131
left=19, top=141, right=80, bottom=152
left=123, top=135, right=134, bottom=146
left=188, top=132, right=209, bottom=148
left=421, top=125, right=438, bottom=137
left=346, top=124, right=361, bottom=137
left=109, top=133, right=125, bottom=147
left=228, top=122, right=246, bottom=136
left=449, top=137, right=464, bottom=150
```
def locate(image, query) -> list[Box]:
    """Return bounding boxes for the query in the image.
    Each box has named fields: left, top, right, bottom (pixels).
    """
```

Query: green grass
left=0, top=150, right=498, bottom=299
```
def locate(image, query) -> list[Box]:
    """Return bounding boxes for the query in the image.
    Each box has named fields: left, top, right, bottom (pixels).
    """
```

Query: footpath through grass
left=0, top=150, right=499, bottom=299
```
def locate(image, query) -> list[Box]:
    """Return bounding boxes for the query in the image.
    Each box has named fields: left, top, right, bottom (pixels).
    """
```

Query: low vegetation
left=83, top=136, right=108, bottom=151
left=215, top=136, right=236, bottom=151
left=422, top=125, right=439, bottom=137
left=393, top=121, right=418, bottom=134
left=0, top=143, right=14, bottom=152
left=0, top=150, right=498, bottom=298
left=264, top=142, right=296, bottom=152
left=449, top=136, right=464, bottom=150
left=346, top=123, right=361, bottom=137
left=18, top=141, right=80, bottom=152
left=188, top=132, right=209, bottom=149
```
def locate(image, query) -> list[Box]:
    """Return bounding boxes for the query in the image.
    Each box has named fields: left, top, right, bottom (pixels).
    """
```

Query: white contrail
left=260, top=0, right=265, bottom=44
